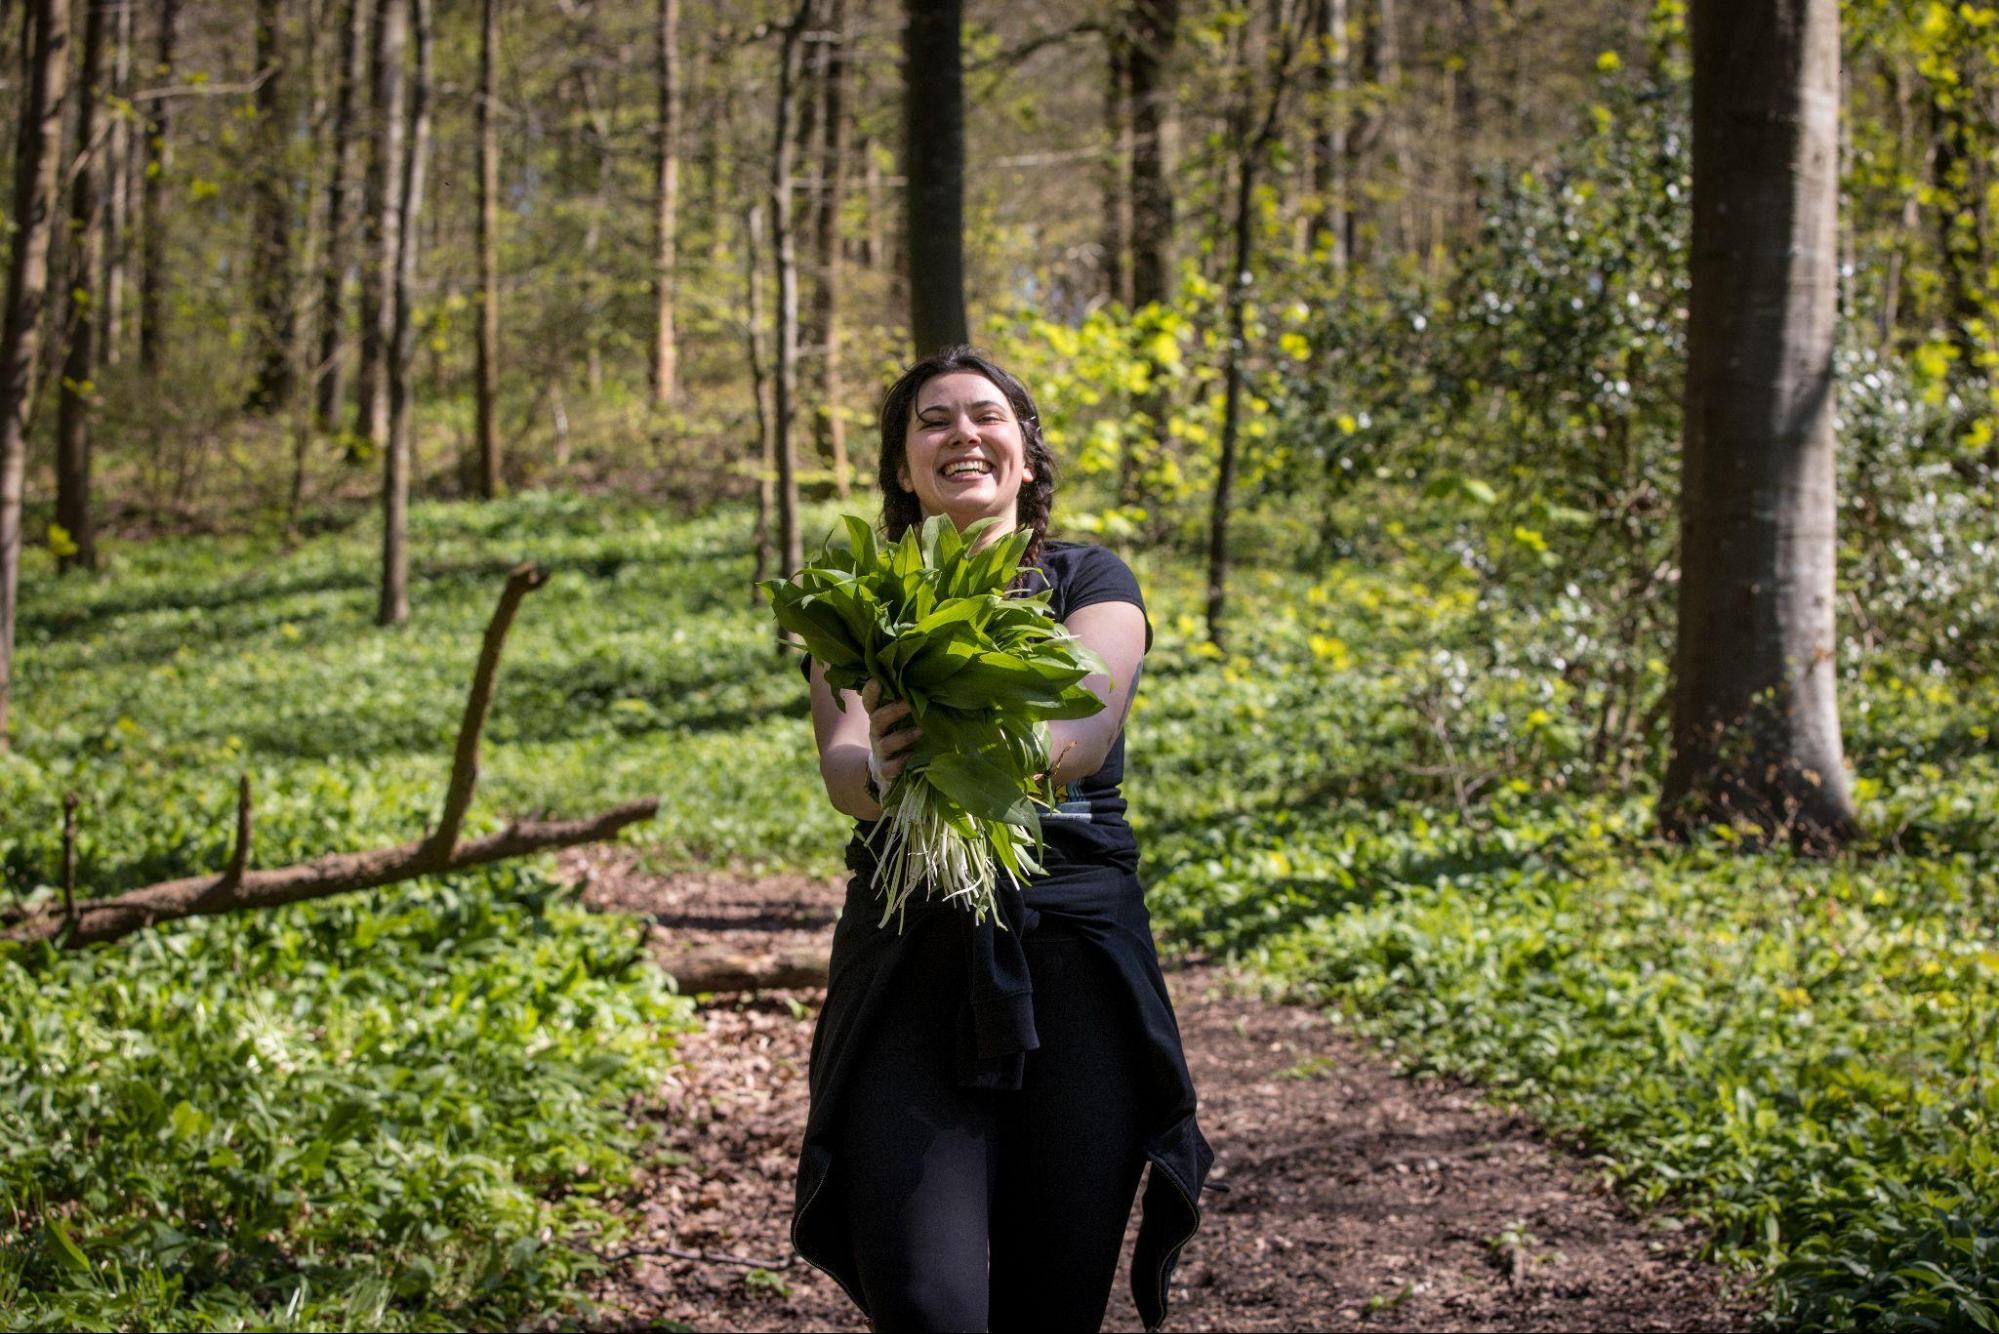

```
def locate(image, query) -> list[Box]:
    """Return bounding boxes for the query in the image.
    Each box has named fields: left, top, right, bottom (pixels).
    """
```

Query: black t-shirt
left=800, top=538, right=1153, bottom=882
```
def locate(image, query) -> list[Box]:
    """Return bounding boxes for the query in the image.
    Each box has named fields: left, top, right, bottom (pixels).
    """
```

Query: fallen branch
left=650, top=940, right=829, bottom=994
left=7, top=563, right=658, bottom=949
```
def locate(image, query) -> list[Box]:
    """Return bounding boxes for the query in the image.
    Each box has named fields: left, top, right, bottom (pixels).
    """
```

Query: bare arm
left=808, top=661, right=921, bottom=821
left=1043, top=599, right=1149, bottom=787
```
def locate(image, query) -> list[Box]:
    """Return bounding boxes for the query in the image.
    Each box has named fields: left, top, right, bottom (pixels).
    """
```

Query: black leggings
left=828, top=921, right=1150, bottom=1333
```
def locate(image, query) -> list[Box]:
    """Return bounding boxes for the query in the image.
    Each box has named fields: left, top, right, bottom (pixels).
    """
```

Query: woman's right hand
left=862, top=679, right=922, bottom=785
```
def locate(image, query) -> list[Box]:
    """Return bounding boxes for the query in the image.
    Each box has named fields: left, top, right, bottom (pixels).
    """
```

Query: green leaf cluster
left=760, top=514, right=1108, bottom=925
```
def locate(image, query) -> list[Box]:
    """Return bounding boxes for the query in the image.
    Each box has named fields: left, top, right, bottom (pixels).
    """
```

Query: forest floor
left=564, top=849, right=1756, bottom=1334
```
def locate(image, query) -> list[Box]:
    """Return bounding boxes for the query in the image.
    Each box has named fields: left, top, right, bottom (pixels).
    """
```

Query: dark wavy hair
left=877, top=346, right=1056, bottom=574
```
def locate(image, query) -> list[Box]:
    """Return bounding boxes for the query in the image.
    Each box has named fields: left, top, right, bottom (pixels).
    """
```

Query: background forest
left=1, top=0, right=1995, bottom=1329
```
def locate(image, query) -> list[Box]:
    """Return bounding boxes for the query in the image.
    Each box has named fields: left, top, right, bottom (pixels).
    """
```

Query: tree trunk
left=316, top=0, right=366, bottom=431
left=772, top=0, right=809, bottom=578
left=1127, top=0, right=1177, bottom=308
left=1100, top=24, right=1132, bottom=305
left=1451, top=0, right=1479, bottom=233
left=808, top=0, right=850, bottom=498
left=137, top=0, right=175, bottom=374
left=745, top=203, right=774, bottom=597
left=474, top=0, right=500, bottom=495
left=903, top=0, right=966, bottom=354
left=1661, top=0, right=1854, bottom=847
left=1344, top=0, right=1396, bottom=263
left=0, top=0, right=71, bottom=751
left=369, top=0, right=409, bottom=623
left=1311, top=0, right=1349, bottom=263
left=101, top=0, right=131, bottom=366
left=1122, top=0, right=1179, bottom=512
left=356, top=0, right=403, bottom=449
left=861, top=129, right=883, bottom=269
left=55, top=0, right=104, bottom=573
left=246, top=0, right=293, bottom=412
left=1206, top=0, right=1295, bottom=649
left=650, top=0, right=679, bottom=408
left=577, top=56, right=612, bottom=397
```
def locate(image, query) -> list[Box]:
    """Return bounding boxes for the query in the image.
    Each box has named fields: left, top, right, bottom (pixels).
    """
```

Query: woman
left=789, top=347, right=1217, bottom=1333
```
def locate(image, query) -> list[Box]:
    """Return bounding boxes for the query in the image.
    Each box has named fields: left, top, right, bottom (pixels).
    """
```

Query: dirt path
left=567, top=851, right=1753, bottom=1333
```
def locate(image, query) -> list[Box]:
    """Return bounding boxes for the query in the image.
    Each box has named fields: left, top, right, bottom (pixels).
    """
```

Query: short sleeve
left=1059, top=545, right=1154, bottom=653
left=798, top=652, right=815, bottom=685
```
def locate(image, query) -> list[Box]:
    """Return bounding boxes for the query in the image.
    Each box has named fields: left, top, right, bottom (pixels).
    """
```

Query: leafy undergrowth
left=0, top=871, right=692, bottom=1331
left=5, top=493, right=1993, bottom=1328
left=1132, top=561, right=1998, bottom=1331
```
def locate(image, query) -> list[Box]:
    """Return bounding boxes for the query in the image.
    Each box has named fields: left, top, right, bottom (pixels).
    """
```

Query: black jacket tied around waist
left=790, top=866, right=1219, bottom=1333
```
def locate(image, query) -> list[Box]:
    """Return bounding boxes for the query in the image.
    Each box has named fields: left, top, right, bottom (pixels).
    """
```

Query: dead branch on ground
left=6, top=563, right=658, bottom=949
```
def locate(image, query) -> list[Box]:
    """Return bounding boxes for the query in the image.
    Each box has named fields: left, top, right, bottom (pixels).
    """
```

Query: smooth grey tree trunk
left=356, top=0, right=403, bottom=449
left=1127, top=0, right=1177, bottom=308
left=651, top=0, right=679, bottom=408
left=745, top=203, right=775, bottom=600
left=808, top=0, right=851, bottom=498
left=137, top=0, right=175, bottom=374
left=475, top=0, right=501, bottom=494
left=772, top=0, right=809, bottom=578
left=1100, top=24, right=1131, bottom=306
left=55, top=0, right=104, bottom=573
left=370, top=0, right=409, bottom=624
left=102, top=0, right=132, bottom=366
left=1662, top=0, right=1855, bottom=846
left=1311, top=0, right=1349, bottom=262
left=902, top=0, right=966, bottom=354
left=316, top=0, right=366, bottom=430
left=0, top=0, right=71, bottom=750
left=1206, top=0, right=1297, bottom=649
left=247, top=0, right=293, bottom=412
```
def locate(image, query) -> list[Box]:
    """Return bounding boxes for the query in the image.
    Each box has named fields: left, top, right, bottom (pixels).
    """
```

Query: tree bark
left=0, top=0, right=70, bottom=752
left=356, top=0, right=403, bottom=449
left=1206, top=0, right=1297, bottom=650
left=246, top=0, right=293, bottom=413
left=1344, top=0, right=1395, bottom=263
left=369, top=0, right=409, bottom=622
left=773, top=0, right=809, bottom=578
left=315, top=0, right=366, bottom=430
left=1127, top=0, right=1177, bottom=308
left=101, top=0, right=132, bottom=366
left=650, top=0, right=679, bottom=408
left=55, top=0, right=104, bottom=573
left=902, top=0, right=966, bottom=354
left=808, top=0, right=850, bottom=498
left=1661, top=0, right=1854, bottom=847
left=578, top=54, right=612, bottom=397
left=1100, top=22, right=1132, bottom=305
left=474, top=0, right=500, bottom=494
left=136, top=0, right=174, bottom=374
left=1311, top=0, right=1349, bottom=263
left=380, top=0, right=429, bottom=628
left=745, top=203, right=775, bottom=597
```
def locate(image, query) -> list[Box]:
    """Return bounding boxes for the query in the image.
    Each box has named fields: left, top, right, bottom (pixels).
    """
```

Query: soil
left=564, top=848, right=1756, bottom=1333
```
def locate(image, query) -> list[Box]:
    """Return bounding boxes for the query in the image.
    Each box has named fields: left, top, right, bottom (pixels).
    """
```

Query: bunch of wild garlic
left=763, top=515, right=1108, bottom=929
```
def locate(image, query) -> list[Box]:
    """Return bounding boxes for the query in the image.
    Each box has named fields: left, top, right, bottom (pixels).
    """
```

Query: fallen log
left=650, top=940, right=830, bottom=994
left=7, top=563, right=659, bottom=949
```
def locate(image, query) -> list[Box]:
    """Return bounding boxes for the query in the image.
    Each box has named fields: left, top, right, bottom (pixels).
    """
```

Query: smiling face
left=895, top=371, right=1037, bottom=541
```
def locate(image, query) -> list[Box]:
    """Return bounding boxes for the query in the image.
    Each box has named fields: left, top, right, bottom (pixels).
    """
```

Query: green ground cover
left=4, top=494, right=1993, bottom=1328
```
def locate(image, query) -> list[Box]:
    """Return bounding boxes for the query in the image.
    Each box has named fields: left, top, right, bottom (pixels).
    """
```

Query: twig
left=594, top=1240, right=795, bottom=1270
left=128, top=66, right=277, bottom=103
left=226, top=775, right=252, bottom=884
left=427, top=563, right=548, bottom=856
left=60, top=794, right=79, bottom=929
